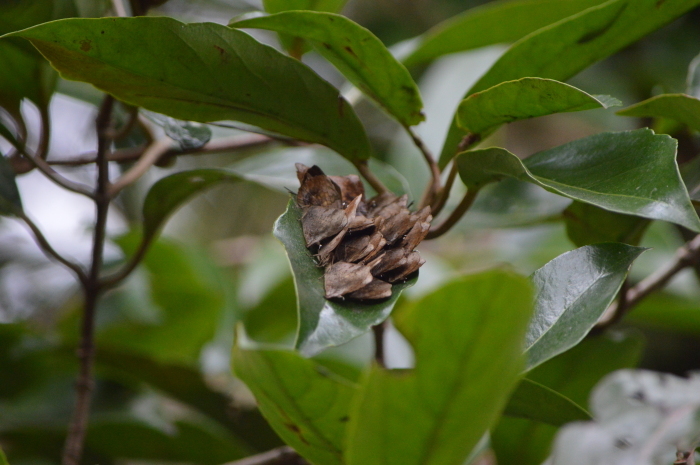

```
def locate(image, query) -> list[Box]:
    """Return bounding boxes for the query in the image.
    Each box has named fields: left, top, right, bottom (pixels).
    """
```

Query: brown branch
left=425, top=188, right=479, bottom=239
left=597, top=234, right=700, bottom=328
left=373, top=322, right=386, bottom=368
left=108, top=138, right=173, bottom=196
left=47, top=133, right=274, bottom=167
left=21, top=150, right=94, bottom=198
left=408, top=128, right=442, bottom=210
left=222, top=447, right=307, bottom=465
left=430, top=161, right=458, bottom=217
left=355, top=160, right=390, bottom=195
left=36, top=105, right=51, bottom=160
left=62, top=95, right=115, bottom=465
left=17, top=211, right=88, bottom=285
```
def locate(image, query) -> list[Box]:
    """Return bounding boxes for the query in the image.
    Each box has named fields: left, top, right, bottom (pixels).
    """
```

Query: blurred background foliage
left=1, top=0, right=700, bottom=463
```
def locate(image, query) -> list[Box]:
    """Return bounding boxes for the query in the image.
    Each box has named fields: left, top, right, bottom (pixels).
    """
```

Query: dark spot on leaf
left=576, top=5, right=626, bottom=44
left=284, top=423, right=310, bottom=445
left=337, top=96, right=345, bottom=117
left=246, top=93, right=251, bottom=97
left=339, top=416, right=349, bottom=422
left=344, top=46, right=357, bottom=58
left=656, top=0, right=666, bottom=6
left=401, top=85, right=416, bottom=96
left=214, top=44, right=225, bottom=55
left=101, top=30, right=105, bottom=34
left=323, top=43, right=332, bottom=49
left=328, top=16, right=335, bottom=21
left=79, top=39, right=92, bottom=52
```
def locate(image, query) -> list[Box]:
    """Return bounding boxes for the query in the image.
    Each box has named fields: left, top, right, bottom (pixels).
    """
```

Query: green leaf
left=526, top=243, right=646, bottom=370
left=0, top=445, right=7, bottom=465
left=688, top=52, right=700, bottom=98
left=626, top=292, right=700, bottom=335
left=232, top=12, right=424, bottom=127
left=5, top=17, right=371, bottom=161
left=94, top=348, right=280, bottom=452
left=564, top=202, right=650, bottom=247
left=274, top=200, right=416, bottom=356
left=402, top=0, right=608, bottom=67
left=99, top=237, right=226, bottom=365
left=504, top=378, right=590, bottom=426
left=456, top=129, right=700, bottom=232
left=0, top=153, right=22, bottom=216
left=142, top=169, right=240, bottom=246
left=439, top=0, right=700, bottom=167
left=242, top=278, right=298, bottom=346
left=492, top=331, right=643, bottom=465
left=456, top=77, right=618, bottom=137
left=617, top=94, right=700, bottom=132
left=344, top=270, right=533, bottom=465
left=263, top=0, right=347, bottom=12
left=233, top=340, right=357, bottom=465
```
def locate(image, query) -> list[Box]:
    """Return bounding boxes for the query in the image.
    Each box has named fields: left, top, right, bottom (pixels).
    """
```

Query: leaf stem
left=425, top=188, right=479, bottom=239
left=373, top=322, right=386, bottom=368
left=17, top=211, right=88, bottom=285
left=100, top=235, right=153, bottom=290
left=62, top=95, right=114, bottom=465
left=597, top=233, right=700, bottom=328
left=430, top=161, right=458, bottom=217
left=108, top=138, right=173, bottom=196
left=408, top=128, right=441, bottom=210
left=355, top=160, right=390, bottom=195
left=20, top=149, right=94, bottom=198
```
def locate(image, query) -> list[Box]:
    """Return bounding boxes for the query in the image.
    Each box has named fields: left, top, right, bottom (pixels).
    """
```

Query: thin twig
left=597, top=234, right=700, bottom=327
left=408, top=128, right=441, bottom=210
left=222, top=446, right=306, bottom=465
left=355, top=160, right=390, bottom=195
left=17, top=212, right=88, bottom=285
left=21, top=150, right=94, bottom=198
left=373, top=322, right=386, bottom=368
left=62, top=95, right=115, bottom=465
left=430, top=161, right=458, bottom=218
left=108, top=138, right=173, bottom=196
left=36, top=105, right=51, bottom=160
left=100, top=235, right=152, bottom=289
left=47, top=134, right=274, bottom=166
left=425, top=188, right=479, bottom=239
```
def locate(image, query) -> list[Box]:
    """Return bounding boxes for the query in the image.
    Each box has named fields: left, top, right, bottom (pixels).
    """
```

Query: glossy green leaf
left=232, top=12, right=424, bottom=127
left=456, top=77, right=618, bottom=137
left=0, top=153, right=22, bottom=216
left=242, top=278, right=298, bottom=346
left=456, top=129, right=700, bottom=231
left=402, top=0, right=607, bottom=67
left=345, top=270, right=533, bottom=465
left=617, top=94, right=700, bottom=131
left=274, top=200, right=416, bottom=356
left=233, top=340, right=357, bottom=465
left=95, top=348, right=280, bottom=452
left=5, top=17, right=371, bottom=161
left=526, top=243, right=646, bottom=370
left=493, top=331, right=643, bottom=465
left=564, top=202, right=650, bottom=247
left=439, top=0, right=700, bottom=166
left=142, top=169, right=240, bottom=246
left=504, top=378, right=590, bottom=426
left=681, top=157, right=700, bottom=201
left=263, top=0, right=347, bottom=12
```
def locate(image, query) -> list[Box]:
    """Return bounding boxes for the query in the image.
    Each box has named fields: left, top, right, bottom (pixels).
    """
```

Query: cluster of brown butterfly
left=295, top=164, right=432, bottom=301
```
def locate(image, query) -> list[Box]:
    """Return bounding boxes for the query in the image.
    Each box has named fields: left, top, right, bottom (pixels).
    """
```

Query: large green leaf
left=504, top=378, right=590, bottom=426
left=492, top=331, right=643, bottom=465
left=344, top=270, right=533, bottom=465
left=626, top=292, right=700, bottom=335
left=5, top=17, right=371, bottom=161
left=233, top=341, right=357, bottom=465
left=142, top=169, right=240, bottom=246
left=0, top=153, right=22, bottom=216
left=402, top=0, right=607, bottom=67
left=0, top=445, right=7, bottom=465
left=456, top=129, right=700, bottom=232
left=232, top=12, right=424, bottom=127
left=274, top=200, right=416, bottom=356
left=263, top=0, right=346, bottom=12
left=94, top=348, right=280, bottom=452
left=617, top=94, right=700, bottom=131
left=564, top=202, right=650, bottom=247
left=456, top=77, right=618, bottom=137
left=525, top=243, right=645, bottom=370
left=439, top=0, right=700, bottom=166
